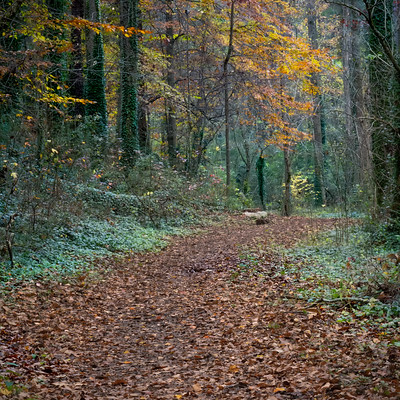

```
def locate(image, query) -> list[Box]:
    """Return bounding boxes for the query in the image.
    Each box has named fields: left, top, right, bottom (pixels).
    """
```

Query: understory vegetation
left=232, top=216, right=400, bottom=332
left=0, top=155, right=248, bottom=285
left=2, top=0, right=400, bottom=397
left=1, top=0, right=400, bottom=315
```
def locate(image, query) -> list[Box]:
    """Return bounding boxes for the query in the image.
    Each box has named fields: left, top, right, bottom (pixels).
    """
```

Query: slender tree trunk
left=351, top=7, right=371, bottom=186
left=120, top=0, right=140, bottom=166
left=85, top=0, right=108, bottom=143
left=391, top=1, right=400, bottom=220
left=243, top=139, right=250, bottom=195
left=256, top=152, right=266, bottom=210
left=341, top=4, right=359, bottom=197
left=391, top=130, right=400, bottom=220
left=368, top=0, right=392, bottom=210
left=342, top=2, right=372, bottom=192
left=282, top=146, right=292, bottom=216
left=69, top=0, right=84, bottom=117
left=307, top=0, right=326, bottom=206
left=165, top=0, right=177, bottom=167
left=137, top=8, right=150, bottom=154
left=342, top=5, right=354, bottom=148
left=223, top=0, right=235, bottom=190
left=46, top=0, right=68, bottom=136
left=138, top=104, right=150, bottom=153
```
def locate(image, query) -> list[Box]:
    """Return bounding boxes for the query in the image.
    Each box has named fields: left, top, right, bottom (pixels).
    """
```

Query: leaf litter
left=0, top=214, right=399, bottom=399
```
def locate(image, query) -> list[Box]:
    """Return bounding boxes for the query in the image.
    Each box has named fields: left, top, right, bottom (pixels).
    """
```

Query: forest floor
left=1, top=214, right=400, bottom=400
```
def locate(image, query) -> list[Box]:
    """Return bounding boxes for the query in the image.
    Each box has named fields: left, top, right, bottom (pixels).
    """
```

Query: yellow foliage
left=62, top=18, right=150, bottom=37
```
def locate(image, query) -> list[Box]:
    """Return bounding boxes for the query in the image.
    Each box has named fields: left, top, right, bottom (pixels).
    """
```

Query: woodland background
left=1, top=0, right=400, bottom=282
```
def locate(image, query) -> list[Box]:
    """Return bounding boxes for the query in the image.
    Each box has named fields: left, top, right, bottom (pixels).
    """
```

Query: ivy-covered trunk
left=119, top=0, right=140, bottom=166
left=256, top=153, right=266, bottom=210
left=282, top=146, right=292, bottom=217
left=85, top=0, right=108, bottom=149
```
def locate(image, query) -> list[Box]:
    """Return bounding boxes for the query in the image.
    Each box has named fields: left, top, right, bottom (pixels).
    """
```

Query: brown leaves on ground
left=1, top=215, right=400, bottom=399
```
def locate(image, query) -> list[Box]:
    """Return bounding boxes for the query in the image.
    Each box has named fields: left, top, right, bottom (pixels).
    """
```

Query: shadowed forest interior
left=1, top=1, right=400, bottom=398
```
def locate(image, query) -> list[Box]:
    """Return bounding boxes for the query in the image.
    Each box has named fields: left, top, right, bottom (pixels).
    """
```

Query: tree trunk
left=137, top=9, right=151, bottom=154
left=282, top=146, right=292, bottom=216
left=45, top=0, right=68, bottom=136
left=69, top=0, right=84, bottom=117
left=256, top=152, right=266, bottom=210
left=138, top=104, right=150, bottom=154
left=391, top=132, right=400, bottom=222
left=85, top=0, right=108, bottom=142
left=119, top=0, right=140, bottom=166
left=391, top=1, right=400, bottom=221
left=367, top=0, right=392, bottom=210
left=351, top=5, right=371, bottom=187
left=243, top=139, right=250, bottom=195
left=340, top=3, right=359, bottom=198
left=307, top=0, right=326, bottom=206
left=165, top=0, right=177, bottom=167
left=342, top=2, right=371, bottom=192
left=223, top=0, right=235, bottom=190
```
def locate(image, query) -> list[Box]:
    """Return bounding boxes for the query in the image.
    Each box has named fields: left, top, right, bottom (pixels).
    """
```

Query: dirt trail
left=1, top=215, right=400, bottom=399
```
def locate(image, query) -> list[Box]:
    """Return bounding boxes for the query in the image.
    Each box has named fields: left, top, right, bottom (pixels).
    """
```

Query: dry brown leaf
left=192, top=383, right=202, bottom=392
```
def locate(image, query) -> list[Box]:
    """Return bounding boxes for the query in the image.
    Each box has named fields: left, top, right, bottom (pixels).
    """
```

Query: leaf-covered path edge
left=1, top=214, right=400, bottom=399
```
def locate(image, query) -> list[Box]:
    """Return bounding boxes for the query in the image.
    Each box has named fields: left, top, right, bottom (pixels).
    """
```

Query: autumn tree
left=224, top=0, right=330, bottom=211
left=65, top=0, right=333, bottom=207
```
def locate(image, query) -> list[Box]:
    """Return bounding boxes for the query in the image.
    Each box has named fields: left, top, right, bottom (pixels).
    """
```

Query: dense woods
left=0, top=0, right=400, bottom=274
left=3, top=2, right=400, bottom=398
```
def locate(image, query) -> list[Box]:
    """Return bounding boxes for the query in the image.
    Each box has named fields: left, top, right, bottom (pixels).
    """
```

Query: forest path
left=1, top=215, right=399, bottom=399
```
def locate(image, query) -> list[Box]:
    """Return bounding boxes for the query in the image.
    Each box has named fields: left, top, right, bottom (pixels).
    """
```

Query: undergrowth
left=0, top=155, right=250, bottom=287
left=283, top=222, right=400, bottom=331
left=0, top=215, right=184, bottom=286
left=234, top=219, right=400, bottom=333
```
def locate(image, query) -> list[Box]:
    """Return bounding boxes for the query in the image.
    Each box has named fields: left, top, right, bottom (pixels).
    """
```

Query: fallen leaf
left=0, top=388, right=12, bottom=396
left=192, top=383, right=202, bottom=392
left=229, top=365, right=240, bottom=373
left=112, top=379, right=127, bottom=385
